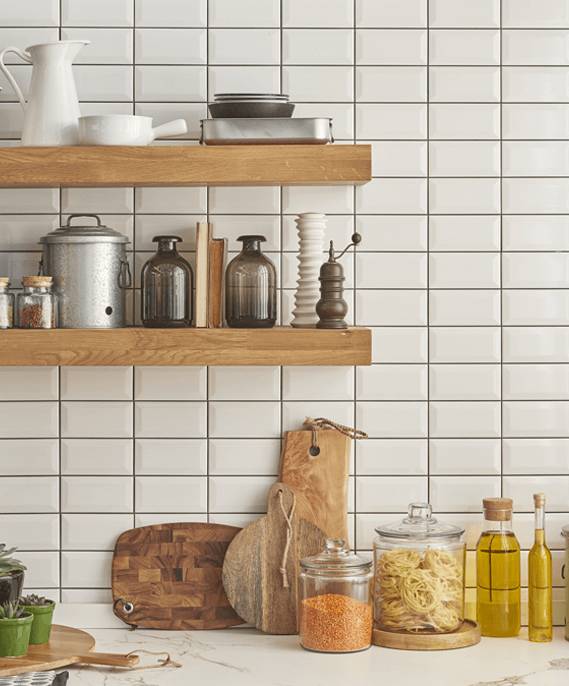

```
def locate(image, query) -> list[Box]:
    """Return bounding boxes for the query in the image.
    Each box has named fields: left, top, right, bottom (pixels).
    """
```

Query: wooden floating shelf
left=0, top=327, right=371, bottom=366
left=0, top=144, right=371, bottom=188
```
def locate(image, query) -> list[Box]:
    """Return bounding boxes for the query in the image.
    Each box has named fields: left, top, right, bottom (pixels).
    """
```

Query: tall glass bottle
left=476, top=497, right=521, bottom=637
left=528, top=493, right=552, bottom=642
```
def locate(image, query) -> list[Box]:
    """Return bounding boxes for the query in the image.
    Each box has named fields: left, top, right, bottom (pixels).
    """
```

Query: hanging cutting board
left=112, top=522, right=244, bottom=630
left=279, top=426, right=351, bottom=543
left=222, top=483, right=327, bottom=635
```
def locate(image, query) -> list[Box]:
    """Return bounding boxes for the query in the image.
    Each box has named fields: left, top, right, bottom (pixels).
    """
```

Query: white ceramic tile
left=135, top=66, right=206, bottom=101
left=60, top=367, right=132, bottom=401
left=283, top=67, right=353, bottom=102
left=210, top=0, right=280, bottom=27
left=0, top=30, right=59, bottom=61
left=356, top=401, right=427, bottom=438
left=430, top=365, right=501, bottom=400
left=0, top=252, right=43, bottom=284
left=356, top=290, right=427, bottom=326
left=503, top=104, right=569, bottom=139
left=0, top=189, right=58, bottom=213
left=0, top=217, right=59, bottom=253
left=430, top=141, right=500, bottom=177
left=211, top=216, right=279, bottom=252
left=369, top=140, right=428, bottom=177
left=370, top=328, right=428, bottom=364
left=0, top=402, right=58, bottom=438
left=135, top=103, right=206, bottom=139
left=61, top=476, right=133, bottom=512
left=294, top=103, right=354, bottom=139
left=283, top=0, right=353, bottom=26
left=356, top=66, right=427, bottom=101
left=503, top=67, right=569, bottom=102
left=134, top=215, right=202, bottom=251
left=135, top=513, right=208, bottom=528
left=62, top=514, right=132, bottom=550
left=356, top=253, right=426, bottom=289
left=18, top=552, right=59, bottom=588
left=0, top=367, right=57, bottom=400
left=357, top=178, right=427, bottom=213
left=2, top=514, right=59, bottom=550
left=503, top=401, right=569, bottom=437
left=209, top=476, right=275, bottom=512
left=429, top=0, right=500, bottom=27
left=503, top=30, right=569, bottom=66
left=503, top=0, right=569, bottom=28
left=283, top=29, right=352, bottom=65
left=430, top=253, right=500, bottom=288
left=210, top=29, right=279, bottom=65
left=430, top=291, right=500, bottom=326
left=356, top=476, right=427, bottom=512
left=430, top=439, right=501, bottom=475
left=62, top=552, right=112, bottom=588
left=356, top=439, right=428, bottom=475
left=72, top=65, right=131, bottom=101
left=0, top=477, right=58, bottom=514
left=209, top=367, right=280, bottom=401
left=430, top=103, right=500, bottom=139
left=282, top=401, right=355, bottom=432
left=135, top=439, right=206, bottom=475
left=283, top=366, right=354, bottom=400
left=430, top=402, right=501, bottom=437
left=430, top=327, right=501, bottom=363
left=2, top=0, right=59, bottom=25
left=62, top=0, right=133, bottom=25
left=356, top=216, right=427, bottom=251
left=209, top=402, right=280, bottom=438
left=209, top=439, right=280, bottom=475
left=283, top=186, right=352, bottom=215
left=356, top=103, right=427, bottom=138
left=0, top=104, right=25, bottom=139
left=430, top=178, right=500, bottom=214
left=504, top=179, right=569, bottom=214
left=430, top=216, right=500, bottom=251
left=62, top=28, right=132, bottom=63
left=503, top=327, right=569, bottom=363
left=431, top=476, right=500, bottom=512
left=61, top=402, right=132, bottom=438
left=61, top=439, right=132, bottom=476
left=503, top=216, right=569, bottom=251
left=503, top=253, right=569, bottom=288
left=134, top=367, right=206, bottom=400
left=430, top=30, right=499, bottom=65
left=504, top=141, right=569, bottom=177
left=135, top=188, right=206, bottom=214
left=135, top=476, right=206, bottom=512
left=503, top=290, right=569, bottom=325
left=0, top=439, right=58, bottom=476
left=430, top=67, right=500, bottom=102
left=504, top=365, right=569, bottom=401
left=503, top=439, right=569, bottom=475
left=62, top=188, right=133, bottom=214
left=135, top=401, right=206, bottom=438
left=504, top=476, right=569, bottom=512
left=135, top=29, right=206, bottom=64
left=356, top=29, right=427, bottom=65
left=209, top=186, right=279, bottom=214
left=357, top=365, right=427, bottom=401
left=136, top=0, right=206, bottom=26
left=0, top=65, right=32, bottom=104
left=356, top=0, right=427, bottom=28
left=209, top=66, right=279, bottom=100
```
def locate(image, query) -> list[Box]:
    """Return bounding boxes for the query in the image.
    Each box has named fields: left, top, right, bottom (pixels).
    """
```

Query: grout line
left=426, top=0, right=431, bottom=503
left=500, top=0, right=505, bottom=499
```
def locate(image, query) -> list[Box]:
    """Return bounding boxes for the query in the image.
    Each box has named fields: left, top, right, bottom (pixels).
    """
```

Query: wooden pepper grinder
left=316, top=233, right=361, bottom=329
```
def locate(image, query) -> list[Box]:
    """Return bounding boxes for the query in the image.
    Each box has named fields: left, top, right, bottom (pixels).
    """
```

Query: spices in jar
left=300, top=593, right=372, bottom=653
left=0, top=277, right=14, bottom=329
left=17, top=276, right=57, bottom=329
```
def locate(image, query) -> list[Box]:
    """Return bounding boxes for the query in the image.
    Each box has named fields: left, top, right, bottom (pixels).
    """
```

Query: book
left=208, top=236, right=228, bottom=328
left=194, top=221, right=211, bottom=327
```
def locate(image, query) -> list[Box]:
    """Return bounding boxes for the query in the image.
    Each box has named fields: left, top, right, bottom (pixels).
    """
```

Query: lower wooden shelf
left=0, top=327, right=371, bottom=366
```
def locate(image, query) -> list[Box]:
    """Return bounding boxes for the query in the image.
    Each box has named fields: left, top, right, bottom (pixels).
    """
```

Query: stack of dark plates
left=209, top=93, right=295, bottom=119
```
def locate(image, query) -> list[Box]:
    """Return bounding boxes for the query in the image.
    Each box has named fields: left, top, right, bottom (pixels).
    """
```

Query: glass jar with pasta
left=373, top=503, right=466, bottom=635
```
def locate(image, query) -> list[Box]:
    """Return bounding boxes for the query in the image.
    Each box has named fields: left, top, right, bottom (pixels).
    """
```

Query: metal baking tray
left=200, top=118, right=334, bottom=145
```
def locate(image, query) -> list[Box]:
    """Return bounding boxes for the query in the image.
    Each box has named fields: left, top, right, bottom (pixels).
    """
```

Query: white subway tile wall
left=0, top=0, right=568, bottom=622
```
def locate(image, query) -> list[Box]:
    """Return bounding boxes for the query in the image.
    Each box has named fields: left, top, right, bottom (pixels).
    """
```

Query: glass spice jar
left=373, top=503, right=466, bottom=635
left=299, top=539, right=373, bottom=653
left=0, top=277, right=14, bottom=329
left=17, top=276, right=57, bottom=329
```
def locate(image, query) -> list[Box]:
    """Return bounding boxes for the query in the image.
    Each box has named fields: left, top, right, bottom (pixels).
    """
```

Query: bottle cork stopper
left=533, top=493, right=545, bottom=507
left=22, top=275, right=53, bottom=287
left=483, top=497, right=513, bottom=521
left=0, top=277, right=9, bottom=285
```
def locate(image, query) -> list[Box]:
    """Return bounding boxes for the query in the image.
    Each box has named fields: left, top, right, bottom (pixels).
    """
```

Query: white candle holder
left=291, top=212, right=326, bottom=328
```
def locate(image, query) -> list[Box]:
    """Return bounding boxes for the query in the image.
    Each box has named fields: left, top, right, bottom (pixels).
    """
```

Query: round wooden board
left=372, top=620, right=481, bottom=651
left=0, top=625, right=95, bottom=677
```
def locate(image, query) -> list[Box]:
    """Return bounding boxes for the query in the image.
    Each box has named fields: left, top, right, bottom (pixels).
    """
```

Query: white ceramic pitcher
left=0, top=40, right=89, bottom=146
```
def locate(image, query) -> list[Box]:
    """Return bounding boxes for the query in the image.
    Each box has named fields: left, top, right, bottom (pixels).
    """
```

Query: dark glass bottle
left=226, top=235, right=276, bottom=328
left=141, top=235, right=193, bottom=327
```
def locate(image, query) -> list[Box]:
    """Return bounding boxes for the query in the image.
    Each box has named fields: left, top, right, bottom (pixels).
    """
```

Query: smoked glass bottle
left=476, top=497, right=521, bottom=637
left=528, top=493, right=552, bottom=642
left=225, top=235, right=276, bottom=328
left=141, top=235, right=193, bottom=327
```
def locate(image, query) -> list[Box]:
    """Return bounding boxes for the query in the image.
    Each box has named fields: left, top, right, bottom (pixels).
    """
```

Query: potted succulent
left=20, top=594, right=56, bottom=644
left=0, top=544, right=26, bottom=605
left=0, top=601, right=33, bottom=657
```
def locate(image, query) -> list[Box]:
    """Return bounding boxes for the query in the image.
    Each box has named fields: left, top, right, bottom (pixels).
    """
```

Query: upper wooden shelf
left=0, top=327, right=371, bottom=366
left=0, top=144, right=371, bottom=188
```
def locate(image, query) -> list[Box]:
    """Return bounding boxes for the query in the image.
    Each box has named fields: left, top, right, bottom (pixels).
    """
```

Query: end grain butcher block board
left=112, top=522, right=244, bottom=630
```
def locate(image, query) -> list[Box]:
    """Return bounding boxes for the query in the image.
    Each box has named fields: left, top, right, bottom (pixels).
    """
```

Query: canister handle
left=66, top=213, right=103, bottom=228
left=562, top=564, right=566, bottom=580
left=118, top=259, right=132, bottom=289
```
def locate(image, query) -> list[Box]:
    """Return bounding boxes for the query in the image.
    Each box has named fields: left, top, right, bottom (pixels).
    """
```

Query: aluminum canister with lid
left=562, top=526, right=569, bottom=640
left=39, top=214, right=131, bottom=328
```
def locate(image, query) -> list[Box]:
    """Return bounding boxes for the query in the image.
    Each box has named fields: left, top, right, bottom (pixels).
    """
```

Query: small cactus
left=0, top=544, right=26, bottom=575
left=0, top=601, right=26, bottom=619
left=20, top=594, right=53, bottom=607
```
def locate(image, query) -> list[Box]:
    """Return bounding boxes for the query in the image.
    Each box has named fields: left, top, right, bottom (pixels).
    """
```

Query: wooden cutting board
left=0, top=625, right=139, bottom=677
left=279, top=428, right=350, bottom=543
left=112, top=522, right=244, bottom=630
left=222, top=483, right=327, bottom=635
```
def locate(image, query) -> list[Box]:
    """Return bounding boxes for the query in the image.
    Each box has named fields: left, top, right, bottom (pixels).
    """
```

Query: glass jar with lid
left=0, top=277, right=14, bottom=329
left=299, top=539, right=373, bottom=653
left=374, top=503, right=465, bottom=634
left=17, top=276, right=57, bottom=329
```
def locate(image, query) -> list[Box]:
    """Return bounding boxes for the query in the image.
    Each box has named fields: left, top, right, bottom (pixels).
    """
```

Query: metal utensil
left=201, top=118, right=333, bottom=145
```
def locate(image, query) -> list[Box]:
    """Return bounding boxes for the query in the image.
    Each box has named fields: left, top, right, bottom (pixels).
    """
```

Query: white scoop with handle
left=78, top=115, right=188, bottom=145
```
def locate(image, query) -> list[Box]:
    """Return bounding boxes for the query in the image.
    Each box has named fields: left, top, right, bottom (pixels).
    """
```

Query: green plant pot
left=22, top=602, right=55, bottom=645
left=0, top=612, right=33, bottom=657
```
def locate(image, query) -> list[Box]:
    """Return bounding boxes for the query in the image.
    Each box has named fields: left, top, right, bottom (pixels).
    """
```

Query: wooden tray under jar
left=372, top=620, right=480, bottom=651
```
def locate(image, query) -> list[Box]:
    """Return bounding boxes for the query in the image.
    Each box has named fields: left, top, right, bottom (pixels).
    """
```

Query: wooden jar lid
left=372, top=620, right=480, bottom=651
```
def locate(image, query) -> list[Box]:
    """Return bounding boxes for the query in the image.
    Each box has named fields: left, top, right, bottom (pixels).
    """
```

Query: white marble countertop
left=63, top=627, right=569, bottom=686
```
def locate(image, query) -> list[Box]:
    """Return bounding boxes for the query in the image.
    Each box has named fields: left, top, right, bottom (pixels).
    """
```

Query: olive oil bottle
left=476, top=497, right=521, bottom=637
left=528, top=493, right=552, bottom=642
